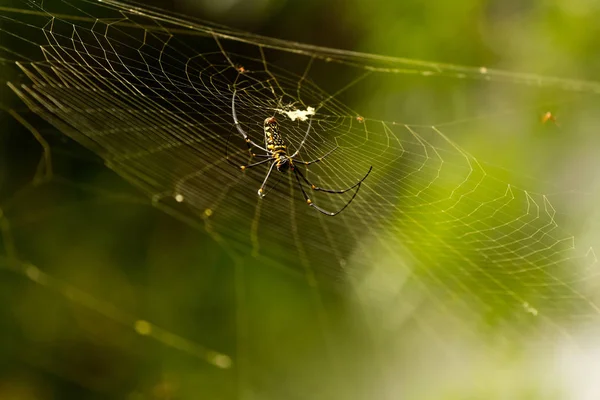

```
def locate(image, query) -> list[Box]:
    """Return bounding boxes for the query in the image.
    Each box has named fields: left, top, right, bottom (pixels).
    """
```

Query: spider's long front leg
left=226, top=128, right=274, bottom=169
left=258, top=162, right=277, bottom=198
left=293, top=168, right=361, bottom=216
left=240, top=158, right=273, bottom=171
left=225, top=130, right=253, bottom=168
left=300, top=146, right=338, bottom=166
left=231, top=89, right=270, bottom=153
left=295, top=165, right=372, bottom=194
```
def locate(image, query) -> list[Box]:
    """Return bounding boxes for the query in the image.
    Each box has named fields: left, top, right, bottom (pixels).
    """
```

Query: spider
left=228, top=89, right=372, bottom=216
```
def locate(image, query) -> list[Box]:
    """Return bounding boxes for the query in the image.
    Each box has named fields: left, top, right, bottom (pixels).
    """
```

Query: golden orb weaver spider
left=227, top=89, right=372, bottom=216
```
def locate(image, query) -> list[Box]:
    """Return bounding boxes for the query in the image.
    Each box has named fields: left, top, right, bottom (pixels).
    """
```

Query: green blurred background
left=2, top=0, right=600, bottom=399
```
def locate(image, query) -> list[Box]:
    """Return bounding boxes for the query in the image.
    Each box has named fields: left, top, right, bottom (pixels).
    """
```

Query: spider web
left=2, top=0, right=600, bottom=398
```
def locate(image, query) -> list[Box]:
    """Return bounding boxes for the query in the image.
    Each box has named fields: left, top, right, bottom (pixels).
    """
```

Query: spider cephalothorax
left=228, top=89, right=372, bottom=216
left=274, top=154, right=292, bottom=172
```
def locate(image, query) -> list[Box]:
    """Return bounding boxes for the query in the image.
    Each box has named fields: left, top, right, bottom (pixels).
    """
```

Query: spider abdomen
left=265, top=117, right=292, bottom=171
left=264, top=117, right=286, bottom=149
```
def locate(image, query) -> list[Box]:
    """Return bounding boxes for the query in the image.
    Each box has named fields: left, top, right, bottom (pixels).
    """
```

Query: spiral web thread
left=2, top=0, right=600, bottom=395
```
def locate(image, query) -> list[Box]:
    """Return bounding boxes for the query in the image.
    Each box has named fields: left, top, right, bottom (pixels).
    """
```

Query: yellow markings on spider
left=174, top=194, right=184, bottom=202
left=204, top=208, right=213, bottom=217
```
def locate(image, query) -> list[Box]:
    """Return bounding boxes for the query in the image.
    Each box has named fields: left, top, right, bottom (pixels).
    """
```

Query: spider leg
left=262, top=171, right=284, bottom=197
left=226, top=130, right=272, bottom=167
left=232, top=89, right=269, bottom=153
left=258, top=161, right=277, bottom=197
left=225, top=130, right=249, bottom=168
left=293, top=168, right=362, bottom=216
left=225, top=130, right=247, bottom=160
left=295, top=165, right=372, bottom=194
left=241, top=158, right=273, bottom=171
left=300, top=146, right=338, bottom=166
left=290, top=116, right=313, bottom=158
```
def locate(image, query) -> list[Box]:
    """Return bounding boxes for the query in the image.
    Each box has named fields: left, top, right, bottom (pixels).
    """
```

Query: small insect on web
left=227, top=89, right=373, bottom=216
left=541, top=111, right=559, bottom=126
